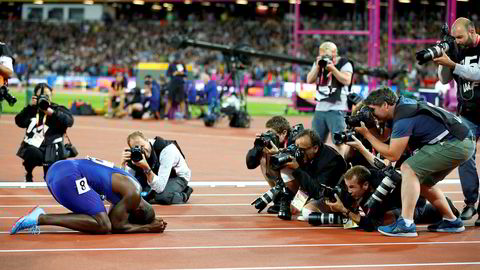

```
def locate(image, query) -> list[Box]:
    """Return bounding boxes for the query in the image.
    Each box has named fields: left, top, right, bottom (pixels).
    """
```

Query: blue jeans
left=311, top=110, right=347, bottom=145
left=458, top=117, right=480, bottom=205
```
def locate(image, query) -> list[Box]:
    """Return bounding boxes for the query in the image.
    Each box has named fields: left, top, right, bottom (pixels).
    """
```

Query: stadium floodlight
left=133, top=0, right=144, bottom=5
left=456, top=0, right=469, bottom=2
left=288, top=0, right=300, bottom=4
left=343, top=0, right=355, bottom=3
left=184, top=0, right=192, bottom=4
left=33, top=0, right=43, bottom=4
left=152, top=3, right=162, bottom=10
left=84, top=0, right=94, bottom=4
left=236, top=0, right=248, bottom=5
left=420, top=0, right=429, bottom=4
left=398, top=0, right=410, bottom=3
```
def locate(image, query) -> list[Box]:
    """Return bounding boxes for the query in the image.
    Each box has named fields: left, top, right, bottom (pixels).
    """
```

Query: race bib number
left=75, top=177, right=91, bottom=195
left=291, top=190, right=309, bottom=212
left=23, top=119, right=47, bottom=148
left=87, top=156, right=115, bottom=168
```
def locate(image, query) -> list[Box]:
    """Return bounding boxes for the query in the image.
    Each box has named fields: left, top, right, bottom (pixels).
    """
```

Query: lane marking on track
left=163, top=262, right=480, bottom=270
left=0, top=224, right=476, bottom=233
left=0, top=201, right=467, bottom=208
left=1, top=241, right=480, bottom=253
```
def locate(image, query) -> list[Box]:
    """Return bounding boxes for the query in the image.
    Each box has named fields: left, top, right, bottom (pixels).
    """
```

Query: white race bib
left=75, top=177, right=91, bottom=195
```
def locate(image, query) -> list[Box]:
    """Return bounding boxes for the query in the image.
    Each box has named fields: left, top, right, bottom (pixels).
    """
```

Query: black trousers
left=151, top=177, right=192, bottom=205
left=21, top=144, right=50, bottom=178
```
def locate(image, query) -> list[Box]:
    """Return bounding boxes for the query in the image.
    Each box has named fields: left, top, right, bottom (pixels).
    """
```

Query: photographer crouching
left=274, top=129, right=347, bottom=221
left=247, top=116, right=302, bottom=214
left=15, top=83, right=75, bottom=182
left=0, top=42, right=17, bottom=112
left=306, top=41, right=354, bottom=156
left=122, top=131, right=193, bottom=205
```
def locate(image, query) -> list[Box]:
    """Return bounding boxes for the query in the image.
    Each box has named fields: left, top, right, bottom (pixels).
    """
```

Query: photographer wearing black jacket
left=246, top=116, right=298, bottom=214
left=325, top=165, right=458, bottom=232
left=281, top=129, right=347, bottom=220
left=15, top=83, right=74, bottom=182
left=434, top=17, right=480, bottom=224
left=122, top=131, right=193, bottom=205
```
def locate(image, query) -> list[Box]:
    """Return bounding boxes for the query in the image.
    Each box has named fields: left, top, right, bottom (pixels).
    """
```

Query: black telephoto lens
left=130, top=146, right=144, bottom=162
left=364, top=176, right=397, bottom=210
left=308, top=213, right=344, bottom=226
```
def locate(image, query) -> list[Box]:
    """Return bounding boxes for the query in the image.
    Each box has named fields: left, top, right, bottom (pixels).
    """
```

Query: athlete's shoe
left=378, top=217, right=418, bottom=237
left=427, top=218, right=465, bottom=233
left=10, top=206, right=45, bottom=235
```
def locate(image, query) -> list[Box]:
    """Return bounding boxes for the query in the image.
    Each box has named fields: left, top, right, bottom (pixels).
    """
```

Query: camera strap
left=35, top=112, right=47, bottom=136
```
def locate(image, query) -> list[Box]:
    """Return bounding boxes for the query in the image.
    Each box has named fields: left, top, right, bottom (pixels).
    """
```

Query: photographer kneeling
left=277, top=129, right=347, bottom=221
left=247, top=116, right=301, bottom=214
left=15, top=83, right=74, bottom=182
left=122, top=131, right=193, bottom=205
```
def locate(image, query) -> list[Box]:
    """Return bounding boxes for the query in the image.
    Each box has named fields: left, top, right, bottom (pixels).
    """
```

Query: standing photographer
left=15, top=83, right=74, bottom=182
left=306, top=41, right=354, bottom=156
left=121, top=131, right=193, bottom=205
left=434, top=17, right=480, bottom=225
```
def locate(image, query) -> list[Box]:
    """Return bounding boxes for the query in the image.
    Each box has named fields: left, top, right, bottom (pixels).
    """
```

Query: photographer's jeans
left=458, top=117, right=480, bottom=206
left=312, top=110, right=346, bottom=145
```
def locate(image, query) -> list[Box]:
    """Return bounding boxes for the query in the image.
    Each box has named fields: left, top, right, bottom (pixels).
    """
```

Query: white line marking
left=0, top=180, right=463, bottom=188
left=0, top=194, right=260, bottom=198
left=1, top=241, right=480, bottom=253
left=0, top=214, right=273, bottom=219
left=163, top=262, right=480, bottom=270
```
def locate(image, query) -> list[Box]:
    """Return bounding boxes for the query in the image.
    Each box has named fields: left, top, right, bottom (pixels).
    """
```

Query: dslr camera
left=318, top=55, right=333, bottom=69
left=254, top=130, right=279, bottom=149
left=416, top=23, right=458, bottom=65
left=364, top=158, right=402, bottom=214
left=37, top=94, right=51, bottom=111
left=127, top=146, right=144, bottom=163
left=333, top=130, right=357, bottom=144
left=0, top=85, right=17, bottom=106
left=270, top=144, right=304, bottom=170
left=345, top=106, right=376, bottom=129
left=251, top=180, right=285, bottom=213
left=320, top=183, right=343, bottom=203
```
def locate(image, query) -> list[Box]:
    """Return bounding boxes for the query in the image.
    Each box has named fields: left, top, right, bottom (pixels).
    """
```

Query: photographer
left=121, top=131, right=193, bottom=205
left=433, top=17, right=480, bottom=224
left=246, top=116, right=297, bottom=214
left=357, top=87, right=474, bottom=236
left=0, top=42, right=16, bottom=110
left=306, top=41, right=353, bottom=156
left=15, top=83, right=74, bottom=182
left=281, top=129, right=347, bottom=220
left=325, top=165, right=458, bottom=232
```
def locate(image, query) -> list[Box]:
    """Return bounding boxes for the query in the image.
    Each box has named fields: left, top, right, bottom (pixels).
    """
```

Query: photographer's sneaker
left=10, top=206, right=45, bottom=235
left=427, top=218, right=465, bottom=233
left=378, top=217, right=418, bottom=237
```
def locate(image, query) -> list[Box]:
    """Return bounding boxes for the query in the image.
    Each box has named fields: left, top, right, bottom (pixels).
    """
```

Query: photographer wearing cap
left=355, top=87, right=474, bottom=237
left=121, top=131, right=193, bottom=205
left=15, top=83, right=74, bottom=182
left=279, top=129, right=347, bottom=221
left=247, top=116, right=299, bottom=214
left=434, top=17, right=480, bottom=224
left=306, top=41, right=354, bottom=156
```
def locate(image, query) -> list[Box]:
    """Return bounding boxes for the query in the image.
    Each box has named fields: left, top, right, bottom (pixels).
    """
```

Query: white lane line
left=0, top=194, right=260, bottom=198
left=164, top=262, right=480, bottom=270
left=1, top=240, right=480, bottom=253
left=0, top=214, right=273, bottom=219
left=0, top=201, right=467, bottom=208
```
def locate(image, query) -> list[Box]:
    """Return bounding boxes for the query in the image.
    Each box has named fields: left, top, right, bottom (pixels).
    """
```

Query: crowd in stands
left=0, top=10, right=478, bottom=89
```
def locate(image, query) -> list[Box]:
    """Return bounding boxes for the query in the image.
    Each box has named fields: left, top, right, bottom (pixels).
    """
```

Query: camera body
left=333, top=130, right=356, bottom=144
left=290, top=123, right=304, bottom=140
left=320, top=183, right=343, bottom=202
left=254, top=130, right=279, bottom=149
left=251, top=180, right=285, bottom=213
left=0, top=85, right=17, bottom=106
left=128, top=146, right=144, bottom=163
left=37, top=94, right=50, bottom=111
left=345, top=106, right=376, bottom=129
left=270, top=144, right=304, bottom=170
left=318, top=55, right=333, bottom=68
left=64, top=143, right=78, bottom=158
left=416, top=23, right=458, bottom=65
